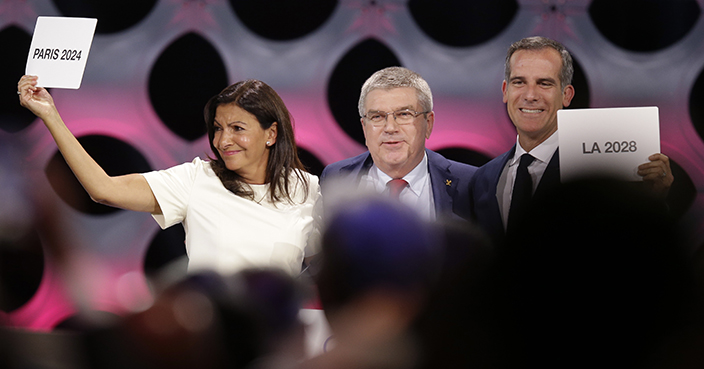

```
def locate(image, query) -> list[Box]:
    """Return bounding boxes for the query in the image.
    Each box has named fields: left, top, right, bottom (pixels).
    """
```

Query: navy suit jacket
left=469, top=145, right=561, bottom=246
left=321, top=149, right=477, bottom=220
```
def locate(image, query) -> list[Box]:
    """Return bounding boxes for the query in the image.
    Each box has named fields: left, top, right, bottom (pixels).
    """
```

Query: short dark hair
left=204, top=80, right=308, bottom=204
left=505, top=36, right=574, bottom=89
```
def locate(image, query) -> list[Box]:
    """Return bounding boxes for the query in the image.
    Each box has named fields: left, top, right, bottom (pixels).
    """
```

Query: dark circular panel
left=52, top=0, right=158, bottom=34
left=0, top=26, right=38, bottom=133
left=589, top=0, right=700, bottom=52
left=45, top=135, right=152, bottom=215
left=229, top=0, right=338, bottom=41
left=149, top=32, right=228, bottom=142
left=144, top=224, right=187, bottom=280
left=327, top=38, right=402, bottom=146
left=565, top=55, right=589, bottom=109
left=435, top=147, right=492, bottom=167
left=0, top=228, right=44, bottom=312
left=297, top=147, right=325, bottom=177
left=690, top=66, right=704, bottom=145
left=408, top=0, right=518, bottom=47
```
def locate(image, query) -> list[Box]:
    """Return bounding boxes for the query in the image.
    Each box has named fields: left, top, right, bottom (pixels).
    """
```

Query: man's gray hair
left=505, top=36, right=574, bottom=89
left=358, top=67, right=433, bottom=117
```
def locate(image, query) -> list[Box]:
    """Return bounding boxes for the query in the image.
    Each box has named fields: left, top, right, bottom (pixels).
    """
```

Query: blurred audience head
left=499, top=177, right=704, bottom=368
left=304, top=197, right=442, bottom=369
left=91, top=268, right=306, bottom=369
left=315, top=198, right=440, bottom=320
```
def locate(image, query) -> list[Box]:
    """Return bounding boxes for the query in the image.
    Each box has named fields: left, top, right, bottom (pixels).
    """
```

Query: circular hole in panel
left=689, top=66, right=704, bottom=145
left=408, top=0, right=518, bottom=47
left=0, top=26, right=39, bottom=133
left=435, top=147, right=492, bottom=167
left=0, top=228, right=44, bottom=312
left=229, top=0, right=338, bottom=41
left=327, top=38, right=402, bottom=146
left=52, top=0, right=158, bottom=34
left=589, top=0, right=700, bottom=52
left=149, top=32, right=228, bottom=142
left=297, top=147, right=325, bottom=177
left=565, top=55, right=590, bottom=109
left=144, top=224, right=187, bottom=281
left=45, top=135, right=152, bottom=215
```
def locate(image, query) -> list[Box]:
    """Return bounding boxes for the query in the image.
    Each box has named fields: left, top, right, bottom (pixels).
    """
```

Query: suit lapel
left=534, top=148, right=560, bottom=199
left=427, top=150, right=456, bottom=215
left=339, top=153, right=374, bottom=183
left=485, top=146, right=515, bottom=230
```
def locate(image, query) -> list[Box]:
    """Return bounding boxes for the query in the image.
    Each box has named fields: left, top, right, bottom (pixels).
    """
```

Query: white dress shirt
left=360, top=152, right=436, bottom=221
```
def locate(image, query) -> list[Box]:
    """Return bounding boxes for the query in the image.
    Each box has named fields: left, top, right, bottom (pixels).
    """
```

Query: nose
left=524, top=84, right=540, bottom=101
left=382, top=113, right=400, bottom=132
left=216, top=129, right=233, bottom=149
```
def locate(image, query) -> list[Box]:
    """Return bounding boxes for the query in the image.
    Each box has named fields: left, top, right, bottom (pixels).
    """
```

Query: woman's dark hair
left=204, top=80, right=308, bottom=204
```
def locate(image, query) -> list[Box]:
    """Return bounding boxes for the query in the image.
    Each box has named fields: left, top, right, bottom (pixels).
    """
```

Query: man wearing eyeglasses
left=320, top=67, right=477, bottom=221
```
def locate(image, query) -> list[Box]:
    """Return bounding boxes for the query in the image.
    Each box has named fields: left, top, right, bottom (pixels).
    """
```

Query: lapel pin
left=445, top=179, right=452, bottom=186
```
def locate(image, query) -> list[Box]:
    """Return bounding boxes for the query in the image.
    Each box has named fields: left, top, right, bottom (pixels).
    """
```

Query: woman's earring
left=266, top=141, right=270, bottom=146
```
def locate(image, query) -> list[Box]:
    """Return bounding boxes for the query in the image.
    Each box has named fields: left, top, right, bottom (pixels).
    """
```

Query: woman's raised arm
left=18, top=75, right=161, bottom=214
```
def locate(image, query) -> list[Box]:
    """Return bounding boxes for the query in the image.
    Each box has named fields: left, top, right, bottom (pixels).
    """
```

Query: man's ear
left=361, top=117, right=370, bottom=147
left=425, top=111, right=435, bottom=139
left=502, top=80, right=508, bottom=103
left=562, top=85, right=575, bottom=108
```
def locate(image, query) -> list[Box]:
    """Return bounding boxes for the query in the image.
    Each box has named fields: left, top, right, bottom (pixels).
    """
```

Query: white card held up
left=25, top=16, right=98, bottom=89
left=557, top=106, right=660, bottom=183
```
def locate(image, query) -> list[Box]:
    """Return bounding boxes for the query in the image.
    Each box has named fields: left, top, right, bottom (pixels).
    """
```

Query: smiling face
left=503, top=48, right=575, bottom=152
left=213, top=103, right=277, bottom=184
left=361, top=87, right=434, bottom=179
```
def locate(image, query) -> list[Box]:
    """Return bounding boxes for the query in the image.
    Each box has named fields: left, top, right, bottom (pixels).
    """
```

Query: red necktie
left=387, top=179, right=408, bottom=200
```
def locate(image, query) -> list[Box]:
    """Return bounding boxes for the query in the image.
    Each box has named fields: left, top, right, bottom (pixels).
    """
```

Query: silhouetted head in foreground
left=499, top=177, right=703, bottom=368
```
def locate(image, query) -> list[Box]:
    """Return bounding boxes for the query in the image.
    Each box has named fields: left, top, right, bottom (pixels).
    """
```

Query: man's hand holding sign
left=558, top=106, right=674, bottom=197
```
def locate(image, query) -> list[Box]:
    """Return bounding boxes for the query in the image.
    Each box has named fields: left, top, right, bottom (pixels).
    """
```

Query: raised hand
left=17, top=75, right=58, bottom=120
left=637, top=153, right=674, bottom=197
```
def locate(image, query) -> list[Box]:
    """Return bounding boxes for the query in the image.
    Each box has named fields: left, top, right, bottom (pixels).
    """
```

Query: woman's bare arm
left=18, top=75, right=161, bottom=214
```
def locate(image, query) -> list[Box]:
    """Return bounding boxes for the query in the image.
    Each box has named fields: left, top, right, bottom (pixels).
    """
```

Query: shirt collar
left=510, top=131, right=559, bottom=167
left=373, top=152, right=429, bottom=196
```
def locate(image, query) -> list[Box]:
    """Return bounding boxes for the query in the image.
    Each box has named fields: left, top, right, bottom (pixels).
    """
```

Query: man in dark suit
left=469, top=36, right=674, bottom=247
left=321, top=67, right=477, bottom=221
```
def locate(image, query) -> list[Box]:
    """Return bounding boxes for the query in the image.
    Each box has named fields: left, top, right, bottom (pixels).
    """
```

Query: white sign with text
left=26, top=16, right=97, bottom=89
left=557, top=106, right=660, bottom=182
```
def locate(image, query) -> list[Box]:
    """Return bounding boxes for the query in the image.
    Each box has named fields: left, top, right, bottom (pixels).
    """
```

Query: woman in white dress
left=17, top=76, right=319, bottom=276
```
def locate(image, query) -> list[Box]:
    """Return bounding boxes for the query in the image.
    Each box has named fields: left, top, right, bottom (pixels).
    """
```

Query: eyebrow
left=510, top=76, right=557, bottom=84
left=214, top=119, right=248, bottom=126
left=368, top=105, right=416, bottom=112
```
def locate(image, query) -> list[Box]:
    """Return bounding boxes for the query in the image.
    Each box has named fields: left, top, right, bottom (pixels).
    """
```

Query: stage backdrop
left=1, top=0, right=704, bottom=330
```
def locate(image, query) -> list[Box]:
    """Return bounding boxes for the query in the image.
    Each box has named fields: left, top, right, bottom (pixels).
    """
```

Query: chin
left=224, top=162, right=241, bottom=172
left=381, top=153, right=409, bottom=164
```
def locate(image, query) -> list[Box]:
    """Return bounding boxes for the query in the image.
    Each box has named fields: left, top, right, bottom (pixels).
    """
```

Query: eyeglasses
left=362, top=109, right=430, bottom=126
